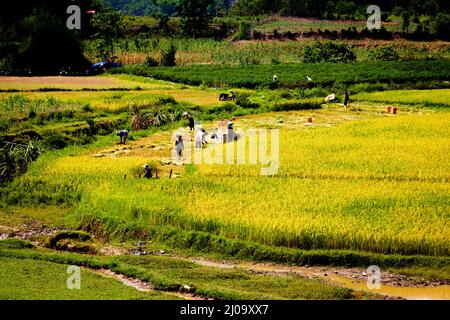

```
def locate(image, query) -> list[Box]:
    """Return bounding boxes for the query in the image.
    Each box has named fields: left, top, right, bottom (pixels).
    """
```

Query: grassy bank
left=0, top=240, right=370, bottom=300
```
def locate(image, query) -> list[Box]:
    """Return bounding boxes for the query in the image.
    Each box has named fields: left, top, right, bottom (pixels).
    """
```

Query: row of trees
left=105, top=0, right=449, bottom=20
left=230, top=0, right=450, bottom=18
left=113, top=1, right=450, bottom=39
left=0, top=0, right=102, bottom=73
left=106, top=0, right=234, bottom=16
left=0, top=0, right=226, bottom=72
left=1, top=0, right=449, bottom=73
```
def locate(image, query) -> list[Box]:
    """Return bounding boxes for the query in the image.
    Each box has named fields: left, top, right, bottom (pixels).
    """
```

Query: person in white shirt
left=195, top=129, right=207, bottom=149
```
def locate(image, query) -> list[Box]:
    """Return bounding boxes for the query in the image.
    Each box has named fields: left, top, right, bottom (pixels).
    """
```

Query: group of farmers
left=174, top=113, right=237, bottom=161
left=115, top=90, right=350, bottom=177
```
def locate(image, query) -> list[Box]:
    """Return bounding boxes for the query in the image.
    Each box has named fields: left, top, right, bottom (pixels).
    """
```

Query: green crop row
left=111, top=60, right=450, bottom=89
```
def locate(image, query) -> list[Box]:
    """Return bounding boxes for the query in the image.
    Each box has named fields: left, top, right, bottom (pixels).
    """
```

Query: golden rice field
left=0, top=76, right=222, bottom=117
left=16, top=111, right=450, bottom=256
left=354, top=89, right=450, bottom=107
left=1, top=89, right=221, bottom=111
left=0, top=75, right=170, bottom=91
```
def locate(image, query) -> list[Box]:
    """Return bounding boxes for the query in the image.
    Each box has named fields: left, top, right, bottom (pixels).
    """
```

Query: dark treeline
left=231, top=0, right=450, bottom=17
left=1, top=0, right=449, bottom=74
left=105, top=0, right=450, bottom=18
left=105, top=0, right=234, bottom=16
left=0, top=0, right=103, bottom=73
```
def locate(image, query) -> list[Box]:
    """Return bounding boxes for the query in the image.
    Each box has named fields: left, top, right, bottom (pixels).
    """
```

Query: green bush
left=296, top=87, right=328, bottom=99
left=42, top=133, right=69, bottom=150
left=234, top=21, right=252, bottom=40
left=160, top=43, right=176, bottom=67
left=235, top=92, right=260, bottom=109
left=271, top=99, right=323, bottom=111
left=368, top=46, right=400, bottom=61
left=81, top=104, right=94, bottom=113
left=432, top=13, right=450, bottom=38
left=207, top=103, right=238, bottom=116
left=302, top=41, right=356, bottom=63
left=145, top=56, right=159, bottom=67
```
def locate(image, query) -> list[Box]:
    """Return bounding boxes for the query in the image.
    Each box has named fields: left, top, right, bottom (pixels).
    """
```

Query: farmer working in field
left=195, top=128, right=207, bottom=149
left=175, top=134, right=184, bottom=160
left=182, top=112, right=195, bottom=131
left=188, top=115, right=195, bottom=131
left=227, top=116, right=236, bottom=142
left=116, top=129, right=128, bottom=144
left=143, top=164, right=152, bottom=179
left=344, top=90, right=350, bottom=108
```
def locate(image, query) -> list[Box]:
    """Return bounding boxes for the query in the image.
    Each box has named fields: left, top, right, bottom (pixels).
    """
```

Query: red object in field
left=392, top=107, right=398, bottom=115
left=87, top=10, right=96, bottom=14
left=307, top=116, right=313, bottom=123
left=385, top=106, right=392, bottom=113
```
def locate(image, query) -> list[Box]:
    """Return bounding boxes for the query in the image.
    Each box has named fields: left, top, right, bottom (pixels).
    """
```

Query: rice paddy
left=8, top=99, right=449, bottom=256
left=354, top=89, right=450, bottom=107
left=1, top=74, right=449, bottom=301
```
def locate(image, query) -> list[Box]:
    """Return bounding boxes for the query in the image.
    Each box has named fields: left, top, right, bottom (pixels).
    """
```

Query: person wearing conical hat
left=143, top=164, right=152, bottom=179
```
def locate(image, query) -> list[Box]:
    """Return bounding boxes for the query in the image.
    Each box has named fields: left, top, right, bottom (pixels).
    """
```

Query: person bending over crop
left=143, top=164, right=152, bottom=179
left=116, top=130, right=128, bottom=144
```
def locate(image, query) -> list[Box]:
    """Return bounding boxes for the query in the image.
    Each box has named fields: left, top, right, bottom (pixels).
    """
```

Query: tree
left=176, top=0, right=211, bottom=37
left=368, top=45, right=400, bottom=61
left=90, top=7, right=123, bottom=61
left=234, top=21, right=252, bottom=40
left=0, top=22, right=18, bottom=70
left=160, top=43, right=176, bottom=66
left=154, top=12, right=170, bottom=35
left=401, top=11, right=411, bottom=32
left=0, top=0, right=95, bottom=73
left=432, top=13, right=450, bottom=38
left=302, top=41, right=356, bottom=63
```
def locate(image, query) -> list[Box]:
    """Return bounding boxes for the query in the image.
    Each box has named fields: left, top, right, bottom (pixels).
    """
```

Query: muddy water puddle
left=190, top=258, right=450, bottom=300
left=326, top=274, right=450, bottom=300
